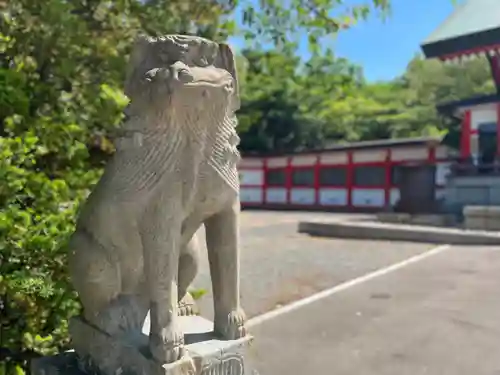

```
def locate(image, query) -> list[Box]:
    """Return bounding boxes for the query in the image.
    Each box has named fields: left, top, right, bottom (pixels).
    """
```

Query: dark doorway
left=394, top=164, right=437, bottom=213
left=478, top=122, right=497, bottom=173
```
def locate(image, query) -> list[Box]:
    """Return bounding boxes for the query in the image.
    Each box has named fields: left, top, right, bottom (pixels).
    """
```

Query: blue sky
left=231, top=0, right=460, bottom=82
left=332, top=0, right=458, bottom=81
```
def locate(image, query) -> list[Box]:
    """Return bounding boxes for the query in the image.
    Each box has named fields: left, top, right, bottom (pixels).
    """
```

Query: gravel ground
left=191, top=211, right=435, bottom=319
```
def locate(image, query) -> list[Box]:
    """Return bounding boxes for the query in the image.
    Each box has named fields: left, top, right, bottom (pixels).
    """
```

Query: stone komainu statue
left=67, top=35, right=246, bottom=367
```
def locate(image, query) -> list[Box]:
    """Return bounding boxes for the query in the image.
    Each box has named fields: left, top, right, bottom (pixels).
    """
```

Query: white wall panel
left=352, top=189, right=385, bottom=207
left=267, top=157, right=288, bottom=168
left=291, top=155, right=316, bottom=166
left=435, top=162, right=451, bottom=186
left=290, top=188, right=315, bottom=205
left=390, top=188, right=400, bottom=206
left=471, top=104, right=497, bottom=130
left=319, top=188, right=348, bottom=206
left=265, top=188, right=287, bottom=203
left=240, top=187, right=262, bottom=203
left=320, top=152, right=348, bottom=164
left=353, top=150, right=386, bottom=163
left=239, top=169, right=264, bottom=186
left=239, top=158, right=263, bottom=168
left=391, top=147, right=428, bottom=161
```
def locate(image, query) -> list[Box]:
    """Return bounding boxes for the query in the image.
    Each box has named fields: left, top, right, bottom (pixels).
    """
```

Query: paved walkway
left=247, top=245, right=500, bottom=375
left=193, top=211, right=433, bottom=319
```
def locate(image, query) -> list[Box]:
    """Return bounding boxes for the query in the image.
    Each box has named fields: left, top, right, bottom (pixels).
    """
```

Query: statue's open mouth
left=182, top=80, right=234, bottom=98
left=168, top=62, right=233, bottom=91
left=141, top=61, right=234, bottom=98
left=184, top=80, right=229, bottom=87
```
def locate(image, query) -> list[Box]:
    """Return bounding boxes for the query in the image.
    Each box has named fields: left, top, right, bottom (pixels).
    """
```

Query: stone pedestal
left=31, top=316, right=254, bottom=375
left=464, top=205, right=500, bottom=231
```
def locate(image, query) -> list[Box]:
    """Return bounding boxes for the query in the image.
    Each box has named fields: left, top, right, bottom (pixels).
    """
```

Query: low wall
left=444, top=175, right=500, bottom=212
left=464, top=206, right=500, bottom=231
left=298, top=220, right=500, bottom=245
left=376, top=212, right=457, bottom=227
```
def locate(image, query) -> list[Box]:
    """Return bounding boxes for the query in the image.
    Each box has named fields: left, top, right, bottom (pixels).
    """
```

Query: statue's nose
left=170, top=61, right=193, bottom=83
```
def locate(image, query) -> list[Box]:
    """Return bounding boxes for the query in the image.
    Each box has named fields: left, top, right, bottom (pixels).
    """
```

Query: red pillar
left=285, top=157, right=292, bottom=205
left=262, top=158, right=268, bottom=205
left=384, top=149, right=392, bottom=207
left=314, top=155, right=320, bottom=206
left=428, top=143, right=437, bottom=163
left=346, top=151, right=353, bottom=209
left=460, top=110, right=472, bottom=159
left=428, top=144, right=437, bottom=193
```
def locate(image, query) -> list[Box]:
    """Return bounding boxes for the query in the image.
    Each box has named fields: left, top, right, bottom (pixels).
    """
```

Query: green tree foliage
left=239, top=52, right=495, bottom=153
left=0, top=0, right=392, bottom=373
left=238, top=48, right=365, bottom=152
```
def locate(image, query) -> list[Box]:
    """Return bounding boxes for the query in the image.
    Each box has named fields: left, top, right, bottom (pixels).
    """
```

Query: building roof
left=421, top=0, right=500, bottom=60
left=241, top=136, right=441, bottom=157
left=436, top=93, right=500, bottom=116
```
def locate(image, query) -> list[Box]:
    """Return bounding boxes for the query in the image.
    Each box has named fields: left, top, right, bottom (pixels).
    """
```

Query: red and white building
left=238, top=0, right=500, bottom=211
left=421, top=0, right=500, bottom=168
left=418, top=0, right=500, bottom=208
left=238, top=137, right=454, bottom=211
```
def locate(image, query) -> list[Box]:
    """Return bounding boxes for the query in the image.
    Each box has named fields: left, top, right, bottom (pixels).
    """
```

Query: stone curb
left=298, top=220, right=500, bottom=245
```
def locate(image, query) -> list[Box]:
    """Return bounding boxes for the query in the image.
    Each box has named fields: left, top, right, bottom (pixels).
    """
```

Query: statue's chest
left=192, top=165, right=237, bottom=216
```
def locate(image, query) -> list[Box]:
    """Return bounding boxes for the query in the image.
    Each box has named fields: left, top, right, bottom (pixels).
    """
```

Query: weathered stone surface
left=63, top=34, right=248, bottom=374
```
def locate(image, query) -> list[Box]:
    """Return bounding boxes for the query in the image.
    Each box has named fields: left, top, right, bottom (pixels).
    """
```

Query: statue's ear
left=215, top=43, right=240, bottom=112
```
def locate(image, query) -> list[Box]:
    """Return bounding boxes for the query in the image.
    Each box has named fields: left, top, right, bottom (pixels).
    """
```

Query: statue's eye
left=205, top=53, right=216, bottom=66
left=196, top=42, right=216, bottom=67
left=206, top=44, right=218, bottom=66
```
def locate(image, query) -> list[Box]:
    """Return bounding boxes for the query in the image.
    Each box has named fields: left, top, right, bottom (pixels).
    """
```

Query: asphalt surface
left=247, top=245, right=500, bottom=375
left=190, top=211, right=500, bottom=374
left=192, top=211, right=434, bottom=319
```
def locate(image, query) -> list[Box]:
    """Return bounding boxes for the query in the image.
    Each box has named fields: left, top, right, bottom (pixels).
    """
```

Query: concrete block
left=463, top=206, right=489, bottom=216
left=486, top=219, right=500, bottom=231
left=464, top=217, right=487, bottom=230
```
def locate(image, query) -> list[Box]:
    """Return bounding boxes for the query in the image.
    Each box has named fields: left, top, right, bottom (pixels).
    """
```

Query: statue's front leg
left=141, top=200, right=184, bottom=364
left=204, top=199, right=247, bottom=340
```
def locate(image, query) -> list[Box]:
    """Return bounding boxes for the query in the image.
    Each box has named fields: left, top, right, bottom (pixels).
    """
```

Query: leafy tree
left=0, top=1, right=235, bottom=373
left=238, top=48, right=366, bottom=153
left=238, top=51, right=496, bottom=154
left=401, top=55, right=495, bottom=140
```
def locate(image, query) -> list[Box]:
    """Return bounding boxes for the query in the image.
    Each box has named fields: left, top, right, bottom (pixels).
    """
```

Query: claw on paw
left=149, top=331, right=185, bottom=364
left=214, top=308, right=247, bottom=340
left=178, top=293, right=199, bottom=316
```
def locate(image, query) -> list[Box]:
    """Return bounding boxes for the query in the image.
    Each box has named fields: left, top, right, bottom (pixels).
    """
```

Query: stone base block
left=31, top=316, right=254, bottom=375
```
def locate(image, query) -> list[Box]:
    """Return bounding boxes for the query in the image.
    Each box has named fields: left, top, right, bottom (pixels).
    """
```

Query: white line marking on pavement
left=248, top=244, right=451, bottom=327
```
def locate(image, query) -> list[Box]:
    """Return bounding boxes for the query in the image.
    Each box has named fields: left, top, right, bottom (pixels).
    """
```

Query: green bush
left=0, top=0, right=235, bottom=370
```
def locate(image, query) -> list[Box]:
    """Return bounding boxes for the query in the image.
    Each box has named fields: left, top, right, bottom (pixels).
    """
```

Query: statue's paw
left=149, top=330, right=185, bottom=364
left=214, top=308, right=247, bottom=340
left=178, top=292, right=198, bottom=316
